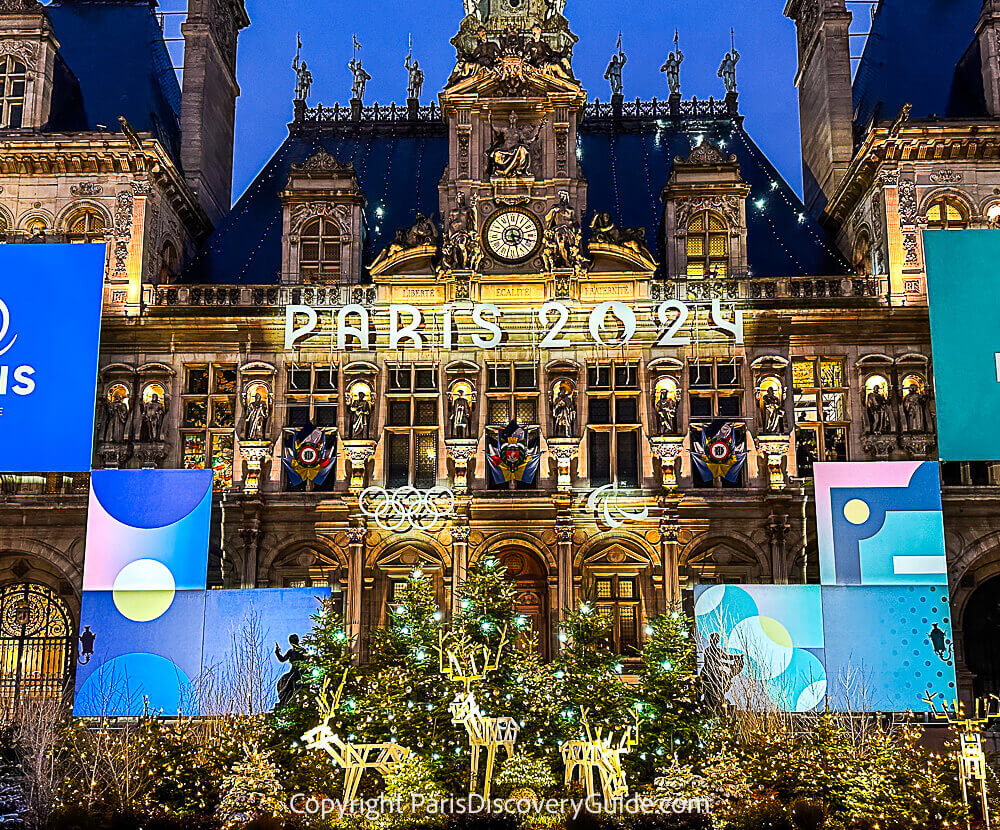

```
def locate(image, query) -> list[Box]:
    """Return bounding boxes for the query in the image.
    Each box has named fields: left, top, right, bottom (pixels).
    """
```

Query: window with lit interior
left=925, top=196, right=969, bottom=230
left=385, top=364, right=438, bottom=490
left=686, top=211, right=729, bottom=279
left=65, top=209, right=106, bottom=243
left=0, top=57, right=26, bottom=129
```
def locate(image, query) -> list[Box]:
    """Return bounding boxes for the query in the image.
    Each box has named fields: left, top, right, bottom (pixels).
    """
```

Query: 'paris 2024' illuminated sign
left=285, top=299, right=745, bottom=351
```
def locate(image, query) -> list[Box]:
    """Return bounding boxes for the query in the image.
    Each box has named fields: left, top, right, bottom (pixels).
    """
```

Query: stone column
left=346, top=524, right=366, bottom=658
left=548, top=439, right=582, bottom=493
left=765, top=514, right=792, bottom=584
left=660, top=518, right=681, bottom=608
left=451, top=524, right=470, bottom=614
left=556, top=522, right=574, bottom=630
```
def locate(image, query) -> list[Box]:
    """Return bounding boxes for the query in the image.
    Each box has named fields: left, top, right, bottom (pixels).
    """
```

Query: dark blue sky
left=160, top=1, right=871, bottom=202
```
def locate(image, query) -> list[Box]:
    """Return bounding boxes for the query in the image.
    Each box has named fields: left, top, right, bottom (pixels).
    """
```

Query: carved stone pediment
left=292, top=150, right=356, bottom=175
left=674, top=142, right=738, bottom=167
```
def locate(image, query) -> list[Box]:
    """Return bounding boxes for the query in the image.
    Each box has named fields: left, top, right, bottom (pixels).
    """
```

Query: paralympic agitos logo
left=0, top=297, right=36, bottom=396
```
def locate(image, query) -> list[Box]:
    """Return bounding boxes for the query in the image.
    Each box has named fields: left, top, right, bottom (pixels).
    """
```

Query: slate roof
left=183, top=110, right=848, bottom=286
left=853, top=0, right=988, bottom=134
left=43, top=0, right=183, bottom=161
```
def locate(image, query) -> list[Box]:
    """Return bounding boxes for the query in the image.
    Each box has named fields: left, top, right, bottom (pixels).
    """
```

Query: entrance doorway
left=497, top=549, right=550, bottom=660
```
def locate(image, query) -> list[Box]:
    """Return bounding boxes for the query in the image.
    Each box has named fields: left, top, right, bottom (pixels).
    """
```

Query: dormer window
left=299, top=216, right=343, bottom=283
left=686, top=211, right=729, bottom=279
left=0, top=56, right=26, bottom=129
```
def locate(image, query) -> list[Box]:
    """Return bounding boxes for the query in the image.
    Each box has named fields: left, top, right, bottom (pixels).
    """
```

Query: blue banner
left=0, top=244, right=106, bottom=472
left=924, top=230, right=1000, bottom=461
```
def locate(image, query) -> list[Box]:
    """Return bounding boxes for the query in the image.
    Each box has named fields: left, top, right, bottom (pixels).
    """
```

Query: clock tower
left=422, top=0, right=588, bottom=301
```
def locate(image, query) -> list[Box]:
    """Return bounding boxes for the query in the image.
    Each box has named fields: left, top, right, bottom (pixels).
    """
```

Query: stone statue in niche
left=486, top=112, right=546, bottom=178
left=348, top=389, right=373, bottom=440
left=139, top=393, right=166, bottom=442
left=865, top=382, right=892, bottom=435
left=758, top=385, right=786, bottom=435
left=244, top=389, right=272, bottom=442
left=104, top=388, right=131, bottom=445
left=902, top=381, right=929, bottom=434
left=542, top=192, right=583, bottom=271
left=450, top=388, right=474, bottom=438
left=655, top=388, right=679, bottom=436
left=551, top=381, right=577, bottom=438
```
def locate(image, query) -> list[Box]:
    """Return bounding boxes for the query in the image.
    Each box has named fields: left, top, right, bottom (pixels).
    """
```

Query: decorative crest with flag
left=690, top=421, right=747, bottom=484
left=486, top=420, right=542, bottom=486
left=282, top=421, right=337, bottom=487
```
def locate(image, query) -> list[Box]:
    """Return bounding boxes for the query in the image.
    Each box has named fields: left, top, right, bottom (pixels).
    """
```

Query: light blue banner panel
left=0, top=244, right=106, bottom=472
left=822, top=585, right=957, bottom=712
left=924, top=229, right=1000, bottom=461
left=814, top=462, right=947, bottom=586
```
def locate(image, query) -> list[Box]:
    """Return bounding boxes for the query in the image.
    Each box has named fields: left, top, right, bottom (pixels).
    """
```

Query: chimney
left=180, top=0, right=250, bottom=226
left=784, top=0, right=854, bottom=219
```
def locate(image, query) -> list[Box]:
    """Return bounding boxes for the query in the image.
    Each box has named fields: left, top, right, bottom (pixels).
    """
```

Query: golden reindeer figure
left=301, top=670, right=411, bottom=804
left=924, top=691, right=1000, bottom=829
left=439, top=628, right=519, bottom=801
left=561, top=706, right=640, bottom=803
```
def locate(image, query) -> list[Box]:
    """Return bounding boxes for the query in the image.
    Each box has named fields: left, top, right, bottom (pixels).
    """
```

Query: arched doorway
left=963, top=576, right=1000, bottom=699
left=497, top=549, right=549, bottom=660
left=0, top=583, right=73, bottom=717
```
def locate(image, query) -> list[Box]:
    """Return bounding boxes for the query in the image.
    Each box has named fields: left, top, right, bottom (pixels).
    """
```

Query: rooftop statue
left=604, top=36, right=626, bottom=96
left=718, top=33, right=740, bottom=94
left=660, top=30, right=683, bottom=96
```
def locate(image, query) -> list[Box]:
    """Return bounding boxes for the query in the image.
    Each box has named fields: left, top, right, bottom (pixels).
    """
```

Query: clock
left=482, top=208, right=543, bottom=265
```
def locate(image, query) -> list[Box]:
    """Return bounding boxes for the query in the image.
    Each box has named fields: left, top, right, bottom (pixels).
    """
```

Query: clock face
left=483, top=209, right=543, bottom=265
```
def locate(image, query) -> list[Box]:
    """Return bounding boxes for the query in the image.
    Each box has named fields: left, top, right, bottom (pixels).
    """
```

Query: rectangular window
left=587, top=361, right=643, bottom=488
left=589, top=432, right=612, bottom=487
left=387, top=434, right=410, bottom=489
left=415, top=434, right=437, bottom=489
left=793, top=357, right=849, bottom=476
left=281, top=364, right=339, bottom=491
left=182, top=364, right=236, bottom=490
left=616, top=431, right=639, bottom=487
left=594, top=575, right=642, bottom=656
left=687, top=360, right=745, bottom=421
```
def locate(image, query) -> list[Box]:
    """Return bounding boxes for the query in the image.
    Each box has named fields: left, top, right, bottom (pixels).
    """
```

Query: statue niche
left=756, top=378, right=786, bottom=436
left=448, top=380, right=477, bottom=439
left=486, top=112, right=546, bottom=179
left=550, top=379, right=577, bottom=439
left=137, top=383, right=167, bottom=443
left=243, top=382, right=273, bottom=443
left=901, top=374, right=930, bottom=434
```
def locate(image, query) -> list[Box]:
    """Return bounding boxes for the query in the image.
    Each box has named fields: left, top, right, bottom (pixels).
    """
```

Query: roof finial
left=604, top=33, right=627, bottom=97
left=660, top=30, right=683, bottom=97
left=292, top=33, right=313, bottom=104
left=719, top=29, right=740, bottom=95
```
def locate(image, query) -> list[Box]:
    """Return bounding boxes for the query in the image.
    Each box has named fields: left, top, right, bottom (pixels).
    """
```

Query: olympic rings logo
left=359, top=486, right=456, bottom=532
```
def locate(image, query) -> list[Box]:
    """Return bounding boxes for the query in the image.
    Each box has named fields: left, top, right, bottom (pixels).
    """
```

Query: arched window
left=24, top=217, right=46, bottom=241
left=158, top=239, right=179, bottom=283
left=925, top=196, right=969, bottom=230
left=65, top=209, right=106, bottom=243
left=686, top=211, right=728, bottom=279
left=299, top=217, right=342, bottom=283
left=0, top=57, right=26, bottom=129
left=0, top=583, right=73, bottom=718
left=853, top=231, right=872, bottom=277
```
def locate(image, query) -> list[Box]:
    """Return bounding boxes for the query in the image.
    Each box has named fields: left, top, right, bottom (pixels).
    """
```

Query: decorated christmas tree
left=547, top=599, right=634, bottom=753
left=215, top=745, right=288, bottom=830
left=634, top=607, right=708, bottom=777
